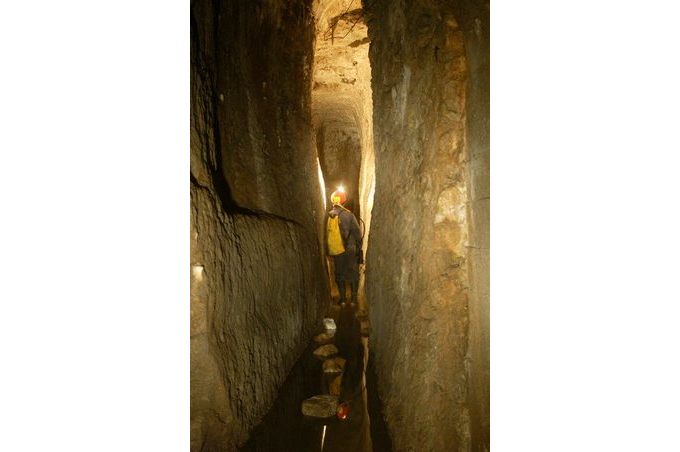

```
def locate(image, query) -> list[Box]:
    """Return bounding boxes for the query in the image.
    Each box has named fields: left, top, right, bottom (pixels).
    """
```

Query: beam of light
left=192, top=265, right=204, bottom=282
left=317, top=157, right=327, bottom=210
left=320, top=424, right=327, bottom=451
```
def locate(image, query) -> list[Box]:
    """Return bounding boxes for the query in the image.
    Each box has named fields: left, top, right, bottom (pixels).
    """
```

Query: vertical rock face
left=458, top=1, right=490, bottom=449
left=364, top=0, right=489, bottom=450
left=190, top=1, right=329, bottom=450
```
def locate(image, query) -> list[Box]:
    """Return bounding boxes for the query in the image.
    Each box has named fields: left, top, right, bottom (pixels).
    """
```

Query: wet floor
left=240, top=303, right=392, bottom=452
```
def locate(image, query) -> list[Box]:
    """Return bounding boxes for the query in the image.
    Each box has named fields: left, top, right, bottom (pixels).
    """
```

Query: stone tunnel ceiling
left=312, top=0, right=374, bottom=221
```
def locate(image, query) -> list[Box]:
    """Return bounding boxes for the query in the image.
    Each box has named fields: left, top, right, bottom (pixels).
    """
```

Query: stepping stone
left=323, top=359, right=342, bottom=374
left=313, top=344, right=339, bottom=360
left=301, top=395, right=339, bottom=418
left=333, top=357, right=346, bottom=370
left=329, top=375, right=343, bottom=396
left=323, top=318, right=337, bottom=332
left=313, top=332, right=335, bottom=345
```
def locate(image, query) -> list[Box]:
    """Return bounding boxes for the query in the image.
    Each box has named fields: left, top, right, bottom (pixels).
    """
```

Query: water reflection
left=241, top=304, right=392, bottom=452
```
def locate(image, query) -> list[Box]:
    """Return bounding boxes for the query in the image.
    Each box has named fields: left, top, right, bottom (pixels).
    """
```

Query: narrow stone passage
left=190, top=0, right=488, bottom=451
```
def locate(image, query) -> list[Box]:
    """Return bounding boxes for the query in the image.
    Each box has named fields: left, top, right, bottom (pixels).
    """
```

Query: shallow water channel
left=240, top=303, right=392, bottom=452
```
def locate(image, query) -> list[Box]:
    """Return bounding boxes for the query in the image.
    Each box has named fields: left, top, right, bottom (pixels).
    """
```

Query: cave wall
left=456, top=0, right=490, bottom=449
left=364, top=0, right=489, bottom=450
left=190, top=1, right=329, bottom=450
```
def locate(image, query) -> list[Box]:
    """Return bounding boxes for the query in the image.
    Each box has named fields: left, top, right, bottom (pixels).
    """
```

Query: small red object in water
left=336, top=402, right=350, bottom=420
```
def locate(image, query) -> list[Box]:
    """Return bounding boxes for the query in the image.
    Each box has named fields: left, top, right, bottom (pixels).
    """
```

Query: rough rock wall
left=364, top=0, right=489, bottom=450
left=213, top=0, right=322, bottom=233
left=456, top=1, right=490, bottom=449
left=190, top=1, right=329, bottom=450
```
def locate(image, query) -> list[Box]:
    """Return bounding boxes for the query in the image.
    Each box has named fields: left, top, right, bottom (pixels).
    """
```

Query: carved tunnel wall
left=190, top=1, right=329, bottom=450
left=364, top=0, right=489, bottom=450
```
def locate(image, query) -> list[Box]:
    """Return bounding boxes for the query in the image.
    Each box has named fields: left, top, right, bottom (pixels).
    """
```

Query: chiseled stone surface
left=313, top=332, right=336, bottom=345
left=365, top=0, right=489, bottom=450
left=313, top=344, right=339, bottom=360
left=323, top=318, right=337, bottom=331
left=190, top=1, right=329, bottom=451
left=333, top=356, right=347, bottom=370
left=301, top=395, right=339, bottom=418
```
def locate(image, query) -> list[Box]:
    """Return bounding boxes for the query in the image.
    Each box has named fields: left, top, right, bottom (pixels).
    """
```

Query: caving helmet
left=330, top=187, right=347, bottom=206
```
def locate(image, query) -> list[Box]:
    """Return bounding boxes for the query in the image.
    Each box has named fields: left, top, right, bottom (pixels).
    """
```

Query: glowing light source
left=337, top=185, right=345, bottom=193
left=336, top=402, right=350, bottom=420
left=320, top=424, right=327, bottom=450
left=317, top=157, right=326, bottom=210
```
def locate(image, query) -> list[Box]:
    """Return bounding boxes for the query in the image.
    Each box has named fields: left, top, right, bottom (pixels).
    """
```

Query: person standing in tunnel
left=327, top=188, right=362, bottom=306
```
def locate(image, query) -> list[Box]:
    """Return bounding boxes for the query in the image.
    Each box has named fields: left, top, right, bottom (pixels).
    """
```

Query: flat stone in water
left=313, top=332, right=335, bottom=344
left=323, top=318, right=337, bottom=332
left=301, top=395, right=339, bottom=418
left=313, top=344, right=339, bottom=360
left=334, top=356, right=346, bottom=370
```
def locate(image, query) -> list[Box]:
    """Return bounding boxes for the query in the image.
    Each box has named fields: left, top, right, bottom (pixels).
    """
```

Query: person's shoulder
left=339, top=207, right=355, bottom=218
